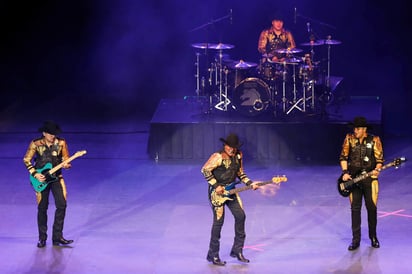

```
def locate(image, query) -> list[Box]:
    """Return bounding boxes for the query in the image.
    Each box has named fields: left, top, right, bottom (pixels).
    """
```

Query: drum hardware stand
left=194, top=52, right=201, bottom=96
left=286, top=68, right=316, bottom=115
left=214, top=66, right=232, bottom=111
left=213, top=49, right=232, bottom=112
left=281, top=62, right=288, bottom=113
left=285, top=62, right=301, bottom=114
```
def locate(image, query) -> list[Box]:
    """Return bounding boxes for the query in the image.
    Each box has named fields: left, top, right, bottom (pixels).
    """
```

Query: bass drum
left=233, top=77, right=271, bottom=117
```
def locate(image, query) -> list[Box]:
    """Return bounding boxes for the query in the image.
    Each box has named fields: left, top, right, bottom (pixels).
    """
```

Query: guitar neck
left=228, top=180, right=272, bottom=195
left=352, top=162, right=394, bottom=183
left=48, top=153, right=83, bottom=174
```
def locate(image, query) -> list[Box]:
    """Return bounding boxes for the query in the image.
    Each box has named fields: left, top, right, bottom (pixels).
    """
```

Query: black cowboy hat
left=272, top=12, right=285, bottom=21
left=38, top=120, right=62, bottom=135
left=219, top=133, right=243, bottom=148
left=348, top=116, right=371, bottom=128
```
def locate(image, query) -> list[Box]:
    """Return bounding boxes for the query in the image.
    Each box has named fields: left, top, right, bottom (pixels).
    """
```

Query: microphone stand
left=188, top=10, right=232, bottom=33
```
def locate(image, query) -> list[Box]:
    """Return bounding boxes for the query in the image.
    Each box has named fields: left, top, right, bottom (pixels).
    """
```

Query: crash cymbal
left=300, top=40, right=324, bottom=46
left=275, top=48, right=303, bottom=54
left=191, top=43, right=218, bottom=49
left=229, top=60, right=258, bottom=69
left=319, top=39, right=342, bottom=45
left=211, top=43, right=235, bottom=50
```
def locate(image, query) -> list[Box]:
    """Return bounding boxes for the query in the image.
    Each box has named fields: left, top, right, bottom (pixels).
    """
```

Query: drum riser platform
left=148, top=97, right=382, bottom=163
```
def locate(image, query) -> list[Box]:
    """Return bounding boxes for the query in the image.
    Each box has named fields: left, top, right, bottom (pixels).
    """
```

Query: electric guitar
left=210, top=175, right=287, bottom=207
left=337, top=157, right=406, bottom=197
left=30, top=150, right=87, bottom=192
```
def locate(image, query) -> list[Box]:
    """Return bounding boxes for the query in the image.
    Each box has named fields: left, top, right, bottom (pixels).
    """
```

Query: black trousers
left=37, top=179, right=67, bottom=241
left=208, top=194, right=246, bottom=257
left=350, top=179, right=377, bottom=243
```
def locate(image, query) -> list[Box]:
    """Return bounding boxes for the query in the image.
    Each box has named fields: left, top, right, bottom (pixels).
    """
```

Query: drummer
left=258, top=13, right=296, bottom=63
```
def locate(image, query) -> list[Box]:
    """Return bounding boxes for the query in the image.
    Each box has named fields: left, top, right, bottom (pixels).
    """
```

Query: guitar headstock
left=272, top=175, right=287, bottom=184
left=74, top=150, right=87, bottom=157
left=393, top=157, right=407, bottom=167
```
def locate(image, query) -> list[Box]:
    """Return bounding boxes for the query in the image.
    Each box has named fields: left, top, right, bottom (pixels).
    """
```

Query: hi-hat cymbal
left=211, top=43, right=235, bottom=49
left=229, top=60, right=258, bottom=69
left=191, top=43, right=218, bottom=49
left=191, top=43, right=235, bottom=49
left=319, top=39, right=342, bottom=45
left=275, top=48, right=303, bottom=54
left=300, top=40, right=324, bottom=46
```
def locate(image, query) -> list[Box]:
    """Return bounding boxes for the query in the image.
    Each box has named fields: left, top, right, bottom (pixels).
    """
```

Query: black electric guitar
left=337, top=157, right=406, bottom=197
left=210, top=175, right=287, bottom=207
left=30, top=150, right=87, bottom=192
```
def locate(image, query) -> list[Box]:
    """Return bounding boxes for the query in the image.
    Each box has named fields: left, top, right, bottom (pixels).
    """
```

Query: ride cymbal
left=229, top=60, right=258, bottom=69
left=300, top=40, right=324, bottom=46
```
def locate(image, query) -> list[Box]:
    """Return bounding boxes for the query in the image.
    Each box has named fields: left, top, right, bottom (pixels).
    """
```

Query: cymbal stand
left=286, top=63, right=304, bottom=114
left=319, top=35, right=334, bottom=114
left=194, top=52, right=201, bottom=97
left=281, top=62, right=288, bottom=113
left=214, top=49, right=231, bottom=111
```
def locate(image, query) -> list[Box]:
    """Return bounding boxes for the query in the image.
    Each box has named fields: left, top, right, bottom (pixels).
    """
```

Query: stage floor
left=0, top=95, right=411, bottom=274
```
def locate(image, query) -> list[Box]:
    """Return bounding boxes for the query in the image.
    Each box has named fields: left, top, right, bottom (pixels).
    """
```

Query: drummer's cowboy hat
left=348, top=116, right=371, bottom=128
left=219, top=133, right=243, bottom=149
left=38, top=121, right=62, bottom=135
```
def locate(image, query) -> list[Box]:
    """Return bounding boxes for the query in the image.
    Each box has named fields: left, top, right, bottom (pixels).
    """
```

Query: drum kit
left=191, top=37, right=341, bottom=117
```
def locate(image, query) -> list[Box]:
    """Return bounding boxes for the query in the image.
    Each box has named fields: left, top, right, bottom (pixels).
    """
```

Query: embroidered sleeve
left=201, top=152, right=222, bottom=187
left=339, top=134, right=351, bottom=162
left=286, top=31, right=296, bottom=48
left=373, top=136, right=384, bottom=165
left=258, top=30, right=269, bottom=54
left=59, top=139, right=70, bottom=161
left=23, top=141, right=38, bottom=175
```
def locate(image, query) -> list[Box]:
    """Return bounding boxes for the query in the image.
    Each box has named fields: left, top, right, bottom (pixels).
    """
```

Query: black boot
left=371, top=237, right=380, bottom=248
left=230, top=251, right=250, bottom=263
left=348, top=241, right=360, bottom=251
left=53, top=237, right=74, bottom=246
left=206, top=254, right=226, bottom=266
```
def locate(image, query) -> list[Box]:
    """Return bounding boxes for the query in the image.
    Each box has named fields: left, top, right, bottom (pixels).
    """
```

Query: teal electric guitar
left=30, top=150, right=87, bottom=192
left=210, top=175, right=287, bottom=207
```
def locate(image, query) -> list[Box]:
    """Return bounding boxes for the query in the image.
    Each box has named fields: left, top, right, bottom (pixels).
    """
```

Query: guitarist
left=339, top=116, right=383, bottom=251
left=201, top=133, right=259, bottom=266
left=23, top=121, right=74, bottom=248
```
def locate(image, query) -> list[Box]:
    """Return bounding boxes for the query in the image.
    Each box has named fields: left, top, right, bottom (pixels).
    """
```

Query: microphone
left=294, top=7, right=297, bottom=24
left=306, top=22, right=310, bottom=33
left=230, top=9, right=233, bottom=24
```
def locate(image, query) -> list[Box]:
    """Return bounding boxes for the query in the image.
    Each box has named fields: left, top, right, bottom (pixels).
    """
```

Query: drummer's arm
left=258, top=31, right=267, bottom=54
left=287, top=32, right=296, bottom=48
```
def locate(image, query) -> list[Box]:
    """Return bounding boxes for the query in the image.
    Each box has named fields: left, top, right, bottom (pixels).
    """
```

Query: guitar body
left=337, top=175, right=352, bottom=197
left=30, top=163, right=59, bottom=192
left=210, top=182, right=238, bottom=207
left=28, top=150, right=87, bottom=193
